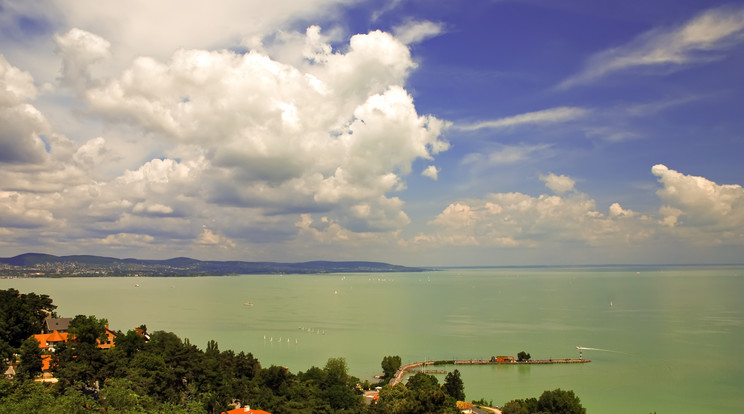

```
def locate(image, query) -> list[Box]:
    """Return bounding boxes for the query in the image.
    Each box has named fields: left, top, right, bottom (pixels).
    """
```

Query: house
left=492, top=356, right=514, bottom=363
left=43, top=317, right=73, bottom=333
left=98, top=326, right=118, bottom=349
left=33, top=330, right=69, bottom=351
left=32, top=322, right=118, bottom=352
left=222, top=406, right=271, bottom=414
left=135, top=326, right=150, bottom=340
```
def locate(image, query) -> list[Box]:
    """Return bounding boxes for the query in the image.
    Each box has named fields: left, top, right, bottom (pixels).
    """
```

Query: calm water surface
left=3, top=266, right=743, bottom=413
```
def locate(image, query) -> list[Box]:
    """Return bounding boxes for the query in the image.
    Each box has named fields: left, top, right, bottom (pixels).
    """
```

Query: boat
left=243, top=302, right=254, bottom=307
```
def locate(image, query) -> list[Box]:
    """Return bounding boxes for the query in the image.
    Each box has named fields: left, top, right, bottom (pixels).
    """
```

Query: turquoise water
left=3, top=266, right=743, bottom=412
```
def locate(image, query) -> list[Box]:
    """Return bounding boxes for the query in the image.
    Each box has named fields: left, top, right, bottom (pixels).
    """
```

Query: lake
left=3, top=266, right=743, bottom=413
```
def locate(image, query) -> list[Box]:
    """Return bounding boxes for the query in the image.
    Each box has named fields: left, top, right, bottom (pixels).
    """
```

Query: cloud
left=412, top=165, right=744, bottom=251
left=540, top=173, right=575, bottom=195
left=0, top=25, right=451, bottom=257
left=100, top=233, right=155, bottom=246
left=197, top=228, right=236, bottom=248
left=457, top=107, right=589, bottom=131
left=77, top=27, right=446, bottom=217
left=55, top=28, right=111, bottom=91
left=37, top=1, right=359, bottom=64
left=420, top=190, right=648, bottom=248
left=0, top=191, right=55, bottom=228
left=462, top=144, right=553, bottom=167
left=559, top=5, right=744, bottom=88
left=421, top=165, right=439, bottom=180
left=415, top=171, right=647, bottom=248
left=0, top=55, right=38, bottom=104
left=0, top=55, right=50, bottom=164
left=132, top=202, right=175, bottom=217
left=393, top=20, right=445, bottom=44
left=652, top=164, right=744, bottom=238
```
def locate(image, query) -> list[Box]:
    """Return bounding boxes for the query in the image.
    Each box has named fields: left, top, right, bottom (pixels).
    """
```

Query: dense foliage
left=502, top=388, right=586, bottom=414
left=370, top=373, right=460, bottom=414
left=380, top=355, right=402, bottom=380
left=0, top=288, right=56, bottom=348
left=0, top=288, right=56, bottom=375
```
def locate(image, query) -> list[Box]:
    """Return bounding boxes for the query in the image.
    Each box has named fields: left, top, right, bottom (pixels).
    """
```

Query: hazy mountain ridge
left=0, top=253, right=425, bottom=276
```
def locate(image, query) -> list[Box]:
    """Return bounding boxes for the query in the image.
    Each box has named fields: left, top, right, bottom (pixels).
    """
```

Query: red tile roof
left=222, top=407, right=271, bottom=414
left=47, top=330, right=66, bottom=342
left=33, top=331, right=69, bottom=349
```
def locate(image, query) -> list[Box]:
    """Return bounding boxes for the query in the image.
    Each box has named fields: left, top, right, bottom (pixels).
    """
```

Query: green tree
left=443, top=369, right=465, bottom=401
left=536, top=388, right=585, bottom=414
left=405, top=373, right=458, bottom=413
left=381, top=355, right=402, bottom=379
left=502, top=389, right=585, bottom=414
left=98, top=378, right=148, bottom=412
left=53, top=340, right=106, bottom=393
left=0, top=288, right=56, bottom=348
left=406, top=372, right=439, bottom=391
left=113, top=329, right=146, bottom=357
left=502, top=397, right=538, bottom=414
left=370, top=384, right=414, bottom=414
left=16, top=337, right=43, bottom=380
left=0, top=339, right=13, bottom=375
left=321, top=357, right=362, bottom=411
left=517, top=351, right=531, bottom=362
left=68, top=315, right=108, bottom=345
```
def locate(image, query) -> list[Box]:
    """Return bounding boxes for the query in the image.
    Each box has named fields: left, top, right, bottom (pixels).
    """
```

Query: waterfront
left=2, top=266, right=743, bottom=413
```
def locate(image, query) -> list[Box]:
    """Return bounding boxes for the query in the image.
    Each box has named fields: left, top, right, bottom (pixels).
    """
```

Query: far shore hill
left=0, top=253, right=428, bottom=277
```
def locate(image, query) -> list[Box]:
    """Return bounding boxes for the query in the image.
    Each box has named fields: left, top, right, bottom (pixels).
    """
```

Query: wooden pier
left=390, top=358, right=590, bottom=386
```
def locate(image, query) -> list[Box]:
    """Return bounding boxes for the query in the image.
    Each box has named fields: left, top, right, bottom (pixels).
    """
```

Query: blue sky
left=0, top=0, right=742, bottom=266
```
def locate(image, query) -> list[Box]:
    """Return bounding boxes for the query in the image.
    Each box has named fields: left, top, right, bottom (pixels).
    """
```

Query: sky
left=0, top=0, right=743, bottom=266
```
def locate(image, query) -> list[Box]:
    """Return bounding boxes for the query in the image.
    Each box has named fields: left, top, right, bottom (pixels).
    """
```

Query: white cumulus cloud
left=540, top=173, right=576, bottom=195
left=0, top=55, right=50, bottom=164
left=422, top=165, right=439, bottom=180
left=652, top=164, right=744, bottom=238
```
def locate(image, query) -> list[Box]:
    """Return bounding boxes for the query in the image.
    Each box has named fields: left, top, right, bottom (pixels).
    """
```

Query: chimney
left=244, top=406, right=250, bottom=412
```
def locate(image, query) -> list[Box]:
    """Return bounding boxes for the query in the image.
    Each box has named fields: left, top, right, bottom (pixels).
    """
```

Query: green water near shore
left=3, top=266, right=743, bottom=412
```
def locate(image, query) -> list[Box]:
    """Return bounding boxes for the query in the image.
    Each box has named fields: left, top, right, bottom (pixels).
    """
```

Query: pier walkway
left=389, top=358, right=590, bottom=386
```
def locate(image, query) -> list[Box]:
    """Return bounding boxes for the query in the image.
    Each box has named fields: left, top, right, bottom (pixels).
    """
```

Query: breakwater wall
left=390, top=358, right=590, bottom=386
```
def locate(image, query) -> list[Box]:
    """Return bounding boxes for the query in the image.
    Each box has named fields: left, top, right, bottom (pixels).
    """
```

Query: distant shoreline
left=0, top=252, right=430, bottom=277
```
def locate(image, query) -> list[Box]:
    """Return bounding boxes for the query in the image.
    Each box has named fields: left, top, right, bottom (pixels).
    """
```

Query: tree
left=502, top=389, right=585, bottom=414
left=0, top=339, right=13, bottom=375
left=536, top=388, right=585, bottom=414
left=502, top=397, right=538, bottom=414
left=517, top=351, right=531, bottom=362
left=321, top=357, right=362, bottom=410
left=443, top=369, right=465, bottom=401
left=381, top=355, right=402, bottom=379
left=370, top=384, right=415, bottom=414
left=0, top=288, right=56, bottom=348
left=67, top=315, right=108, bottom=345
left=52, top=340, right=106, bottom=393
left=404, top=373, right=459, bottom=413
left=16, top=337, right=43, bottom=380
left=113, top=329, right=146, bottom=358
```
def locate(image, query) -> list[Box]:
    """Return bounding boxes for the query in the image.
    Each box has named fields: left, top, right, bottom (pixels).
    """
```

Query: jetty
left=390, top=357, right=590, bottom=386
